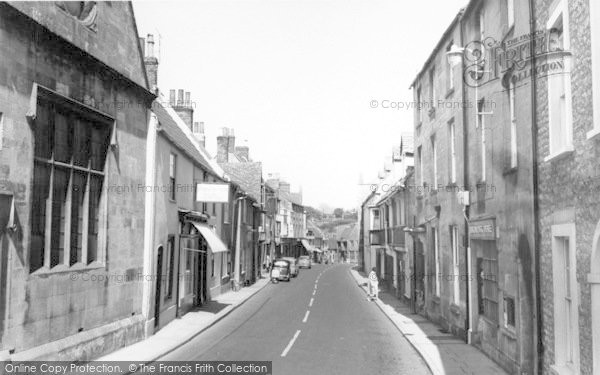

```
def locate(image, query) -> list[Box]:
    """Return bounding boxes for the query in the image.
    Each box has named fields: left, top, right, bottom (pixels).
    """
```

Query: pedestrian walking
left=368, top=267, right=379, bottom=301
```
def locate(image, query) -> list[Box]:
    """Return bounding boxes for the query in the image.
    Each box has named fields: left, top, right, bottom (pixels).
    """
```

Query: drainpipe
left=141, top=112, right=158, bottom=336
left=459, top=15, right=472, bottom=344
left=233, top=194, right=244, bottom=291
left=528, top=1, right=542, bottom=373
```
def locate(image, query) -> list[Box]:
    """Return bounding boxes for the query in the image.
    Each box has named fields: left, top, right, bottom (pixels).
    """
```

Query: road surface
left=158, top=263, right=431, bottom=375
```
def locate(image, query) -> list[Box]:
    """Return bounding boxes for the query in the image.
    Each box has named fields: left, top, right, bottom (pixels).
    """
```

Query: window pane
left=53, top=111, right=72, bottom=163
left=30, top=162, right=51, bottom=272
left=73, top=119, right=90, bottom=167
left=90, top=125, right=110, bottom=171
left=35, top=100, right=53, bottom=159
left=70, top=171, right=87, bottom=265
left=51, top=167, right=69, bottom=267
left=87, top=175, right=103, bottom=264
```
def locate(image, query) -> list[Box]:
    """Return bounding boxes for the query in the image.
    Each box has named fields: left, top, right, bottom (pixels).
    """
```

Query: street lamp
left=446, top=43, right=465, bottom=68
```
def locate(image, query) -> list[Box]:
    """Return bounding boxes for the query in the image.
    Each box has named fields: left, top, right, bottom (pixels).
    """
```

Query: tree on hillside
left=333, top=208, right=344, bottom=218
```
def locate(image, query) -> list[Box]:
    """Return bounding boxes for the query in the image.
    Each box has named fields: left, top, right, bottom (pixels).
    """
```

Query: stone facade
left=0, top=2, right=154, bottom=359
left=533, top=0, right=599, bottom=373
left=412, top=0, right=538, bottom=373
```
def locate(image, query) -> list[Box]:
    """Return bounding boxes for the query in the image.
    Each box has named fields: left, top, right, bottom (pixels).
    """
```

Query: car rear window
left=274, top=261, right=288, bottom=267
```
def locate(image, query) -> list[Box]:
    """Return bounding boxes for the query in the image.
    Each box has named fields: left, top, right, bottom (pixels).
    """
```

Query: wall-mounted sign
left=195, top=183, right=230, bottom=203
left=469, top=219, right=496, bottom=240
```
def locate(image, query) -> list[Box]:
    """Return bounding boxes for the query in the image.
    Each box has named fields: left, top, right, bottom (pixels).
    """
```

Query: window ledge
left=31, top=262, right=104, bottom=276
left=587, top=127, right=600, bottom=141
left=544, top=147, right=574, bottom=163
left=550, top=364, right=578, bottom=375
left=500, top=326, right=517, bottom=340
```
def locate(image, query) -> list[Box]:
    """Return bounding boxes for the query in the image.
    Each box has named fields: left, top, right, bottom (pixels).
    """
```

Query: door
left=154, top=246, right=163, bottom=328
left=415, top=240, right=425, bottom=312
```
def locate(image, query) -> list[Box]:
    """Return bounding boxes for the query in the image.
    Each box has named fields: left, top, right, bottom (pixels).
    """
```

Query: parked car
left=298, top=255, right=311, bottom=269
left=282, top=257, right=299, bottom=277
left=271, top=259, right=291, bottom=282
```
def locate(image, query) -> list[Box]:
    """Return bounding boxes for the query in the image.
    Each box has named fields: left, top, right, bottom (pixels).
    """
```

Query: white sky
left=133, top=0, right=467, bottom=211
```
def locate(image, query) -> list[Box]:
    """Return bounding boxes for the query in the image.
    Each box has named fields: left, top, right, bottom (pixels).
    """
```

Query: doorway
left=154, top=246, right=163, bottom=328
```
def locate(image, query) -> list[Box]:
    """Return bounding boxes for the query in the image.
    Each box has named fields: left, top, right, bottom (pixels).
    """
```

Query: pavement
left=96, top=277, right=270, bottom=362
left=157, top=263, right=431, bottom=375
left=349, top=268, right=509, bottom=375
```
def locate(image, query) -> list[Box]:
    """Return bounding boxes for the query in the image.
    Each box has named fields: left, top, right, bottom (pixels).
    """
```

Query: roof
left=153, top=100, right=224, bottom=179
left=410, top=9, right=464, bottom=88
left=341, top=225, right=359, bottom=241
left=220, top=162, right=263, bottom=202
left=306, top=220, right=324, bottom=238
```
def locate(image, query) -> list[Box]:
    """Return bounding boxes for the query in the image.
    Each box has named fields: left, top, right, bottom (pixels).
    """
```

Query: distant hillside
left=316, top=218, right=357, bottom=234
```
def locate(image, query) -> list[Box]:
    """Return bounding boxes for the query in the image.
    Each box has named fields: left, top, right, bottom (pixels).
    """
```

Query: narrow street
left=157, top=264, right=431, bottom=375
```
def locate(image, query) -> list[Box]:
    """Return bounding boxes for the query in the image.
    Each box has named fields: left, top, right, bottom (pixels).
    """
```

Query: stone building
left=412, top=0, right=538, bottom=373
left=216, top=128, right=263, bottom=288
left=0, top=2, right=155, bottom=359
left=533, top=0, right=600, bottom=373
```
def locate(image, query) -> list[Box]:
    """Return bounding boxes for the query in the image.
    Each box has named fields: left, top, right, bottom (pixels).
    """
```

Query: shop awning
left=191, top=222, right=229, bottom=253
left=301, top=239, right=322, bottom=253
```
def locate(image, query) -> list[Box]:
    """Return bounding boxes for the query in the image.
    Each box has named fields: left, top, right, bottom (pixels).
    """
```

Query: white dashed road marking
left=302, top=310, right=310, bottom=323
left=281, top=330, right=301, bottom=357
left=309, top=298, right=314, bottom=307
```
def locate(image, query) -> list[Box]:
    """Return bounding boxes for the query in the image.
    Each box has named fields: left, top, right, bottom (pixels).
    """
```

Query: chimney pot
left=185, top=92, right=191, bottom=107
left=169, top=90, right=176, bottom=106
left=177, top=89, right=184, bottom=106
left=146, top=34, right=154, bottom=57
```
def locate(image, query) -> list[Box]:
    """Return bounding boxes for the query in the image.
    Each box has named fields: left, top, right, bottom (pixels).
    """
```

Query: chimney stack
left=193, top=121, right=206, bottom=148
left=217, top=127, right=230, bottom=163
left=172, top=88, right=194, bottom=129
left=227, top=128, right=235, bottom=154
left=143, top=34, right=158, bottom=92
left=279, top=182, right=291, bottom=194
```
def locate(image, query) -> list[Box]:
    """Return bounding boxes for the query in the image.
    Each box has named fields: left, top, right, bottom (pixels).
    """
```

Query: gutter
left=528, top=0, right=543, bottom=373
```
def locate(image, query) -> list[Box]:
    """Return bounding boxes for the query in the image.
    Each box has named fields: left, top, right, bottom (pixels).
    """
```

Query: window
left=446, top=42, right=454, bottom=92
left=202, top=171, right=208, bottom=212
left=0, top=113, right=3, bottom=151
left=551, top=223, right=579, bottom=373
left=507, top=0, right=514, bottom=28
left=223, top=202, right=230, bottom=223
left=372, top=209, right=380, bottom=230
left=417, top=146, right=423, bottom=186
left=480, top=242, right=499, bottom=323
left=166, top=235, right=175, bottom=299
left=433, top=228, right=440, bottom=297
left=30, top=97, right=110, bottom=272
left=451, top=225, right=459, bottom=305
left=431, top=135, right=438, bottom=189
left=546, top=0, right=573, bottom=159
left=479, top=9, right=485, bottom=41
left=590, top=0, right=600, bottom=138
left=509, top=83, right=518, bottom=168
left=503, top=296, right=515, bottom=328
left=478, top=98, right=487, bottom=181
left=416, top=87, right=423, bottom=123
left=169, top=153, right=176, bottom=201
left=211, top=253, right=215, bottom=278
left=428, top=67, right=436, bottom=104
left=449, top=119, right=457, bottom=183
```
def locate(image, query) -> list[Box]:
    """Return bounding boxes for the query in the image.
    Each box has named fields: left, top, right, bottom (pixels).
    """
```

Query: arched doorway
left=589, top=220, right=600, bottom=375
